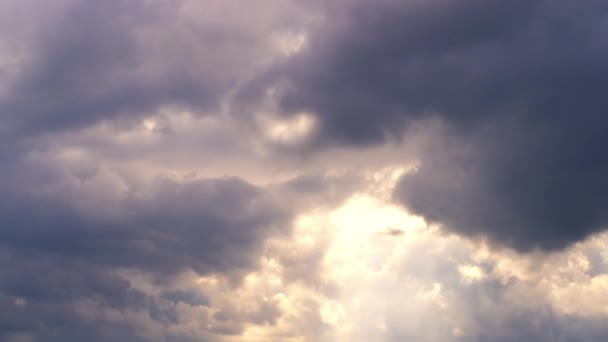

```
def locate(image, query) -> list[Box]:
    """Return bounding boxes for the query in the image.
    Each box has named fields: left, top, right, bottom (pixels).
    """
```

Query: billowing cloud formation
left=0, top=0, right=313, bottom=142
left=2, top=0, right=608, bottom=340
left=2, top=177, right=287, bottom=277
left=262, top=0, right=608, bottom=250
left=303, top=193, right=608, bottom=341
left=0, top=154, right=289, bottom=340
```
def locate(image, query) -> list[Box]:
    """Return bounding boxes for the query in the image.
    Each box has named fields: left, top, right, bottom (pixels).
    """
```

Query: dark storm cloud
left=3, top=0, right=181, bottom=137
left=0, top=175, right=288, bottom=278
left=0, top=0, right=306, bottom=337
left=0, top=251, right=158, bottom=342
left=0, top=0, right=297, bottom=142
left=261, top=0, right=608, bottom=250
left=0, top=157, right=290, bottom=340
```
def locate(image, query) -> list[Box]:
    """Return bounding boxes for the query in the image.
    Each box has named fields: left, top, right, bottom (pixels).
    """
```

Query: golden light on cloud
left=220, top=180, right=608, bottom=341
left=458, top=264, right=486, bottom=283
left=3, top=0, right=608, bottom=340
left=325, top=194, right=425, bottom=277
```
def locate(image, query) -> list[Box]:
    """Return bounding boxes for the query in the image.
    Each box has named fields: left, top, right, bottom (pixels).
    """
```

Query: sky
left=1, top=0, right=608, bottom=341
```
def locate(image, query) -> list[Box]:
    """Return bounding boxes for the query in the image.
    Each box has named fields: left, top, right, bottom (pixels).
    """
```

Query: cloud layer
left=260, top=0, right=608, bottom=250
left=1, top=0, right=608, bottom=340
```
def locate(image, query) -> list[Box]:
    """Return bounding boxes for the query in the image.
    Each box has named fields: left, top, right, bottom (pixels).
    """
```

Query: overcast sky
left=1, top=0, right=608, bottom=341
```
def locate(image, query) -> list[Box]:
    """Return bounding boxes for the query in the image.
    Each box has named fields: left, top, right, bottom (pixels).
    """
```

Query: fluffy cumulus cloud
left=1, top=0, right=608, bottom=341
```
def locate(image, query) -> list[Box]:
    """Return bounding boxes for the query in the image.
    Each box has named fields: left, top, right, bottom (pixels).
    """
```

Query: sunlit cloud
left=1, top=0, right=607, bottom=341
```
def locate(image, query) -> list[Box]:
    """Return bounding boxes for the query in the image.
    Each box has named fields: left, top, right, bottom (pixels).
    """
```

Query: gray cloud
left=0, top=173, right=289, bottom=278
left=0, top=254, right=156, bottom=342
left=0, top=0, right=312, bottom=143
left=0, top=154, right=290, bottom=340
left=256, top=0, right=608, bottom=250
left=2, top=0, right=608, bottom=340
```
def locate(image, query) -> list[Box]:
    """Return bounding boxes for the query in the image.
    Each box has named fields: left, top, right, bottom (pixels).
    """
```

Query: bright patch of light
left=417, top=283, right=448, bottom=309
left=458, top=264, right=486, bottom=283
left=273, top=32, right=307, bottom=56
left=262, top=112, right=317, bottom=145
left=142, top=118, right=158, bottom=132
left=324, top=195, right=425, bottom=278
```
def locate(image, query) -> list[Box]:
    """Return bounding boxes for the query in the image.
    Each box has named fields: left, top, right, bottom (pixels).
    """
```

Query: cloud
left=0, top=0, right=315, bottom=143
left=291, top=190, right=608, bottom=342
left=253, top=0, right=608, bottom=250
left=2, top=0, right=608, bottom=340
left=0, top=172, right=289, bottom=277
left=0, top=154, right=291, bottom=340
left=1, top=148, right=608, bottom=341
